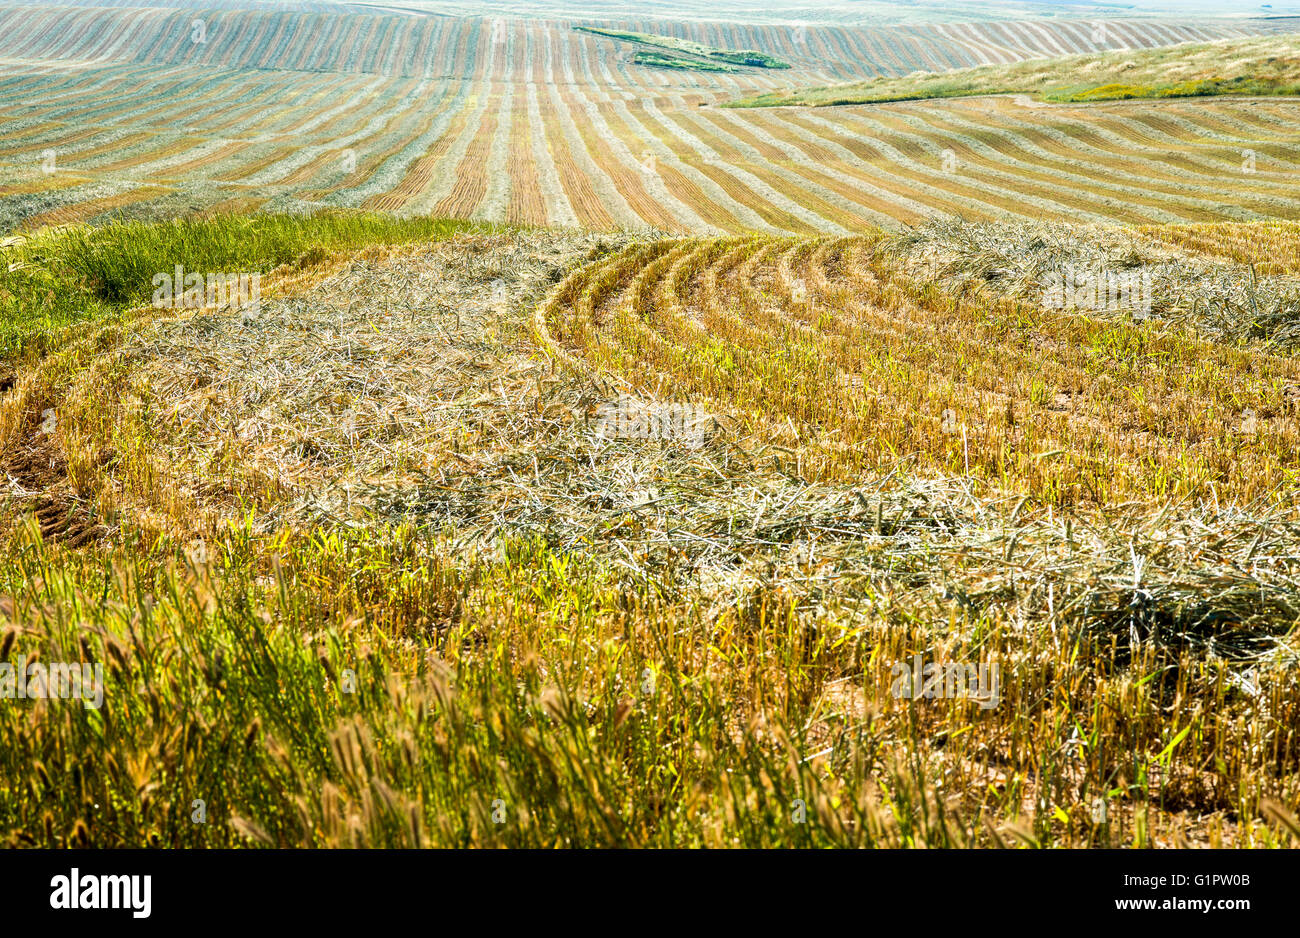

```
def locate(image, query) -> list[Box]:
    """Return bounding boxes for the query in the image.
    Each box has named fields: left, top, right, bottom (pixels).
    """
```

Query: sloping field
left=1141, top=219, right=1300, bottom=275
left=734, top=32, right=1300, bottom=106
left=1, top=7, right=1295, bottom=233
left=0, top=6, right=1270, bottom=79
left=611, top=15, right=1278, bottom=82
left=4, top=218, right=1300, bottom=847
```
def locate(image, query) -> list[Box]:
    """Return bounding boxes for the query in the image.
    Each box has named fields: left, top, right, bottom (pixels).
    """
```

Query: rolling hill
left=731, top=31, right=1300, bottom=106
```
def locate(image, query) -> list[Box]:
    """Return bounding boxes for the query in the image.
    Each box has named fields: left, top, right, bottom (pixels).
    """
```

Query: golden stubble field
left=2, top=4, right=1300, bottom=850
left=1, top=214, right=1297, bottom=847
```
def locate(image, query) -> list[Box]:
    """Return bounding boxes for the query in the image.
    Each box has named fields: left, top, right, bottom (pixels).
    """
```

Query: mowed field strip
left=1, top=6, right=1297, bottom=232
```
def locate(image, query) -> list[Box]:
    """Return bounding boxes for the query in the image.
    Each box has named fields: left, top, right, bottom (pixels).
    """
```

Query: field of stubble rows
left=2, top=5, right=1298, bottom=233
left=3, top=3, right=1300, bottom=852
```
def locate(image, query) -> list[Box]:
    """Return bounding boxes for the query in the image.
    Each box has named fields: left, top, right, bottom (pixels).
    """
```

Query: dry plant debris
left=9, top=229, right=1288, bottom=676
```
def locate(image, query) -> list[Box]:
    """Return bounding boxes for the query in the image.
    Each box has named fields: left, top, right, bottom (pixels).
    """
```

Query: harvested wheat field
left=0, top=214, right=1297, bottom=858
left=1, top=3, right=1300, bottom=899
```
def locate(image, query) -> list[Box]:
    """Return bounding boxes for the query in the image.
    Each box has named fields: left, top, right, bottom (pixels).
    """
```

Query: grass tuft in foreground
left=3, top=514, right=1298, bottom=848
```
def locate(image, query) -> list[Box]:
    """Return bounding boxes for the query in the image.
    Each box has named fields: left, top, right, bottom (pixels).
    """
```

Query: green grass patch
left=578, top=25, right=790, bottom=70
left=0, top=211, right=495, bottom=362
left=0, top=522, right=926, bottom=848
left=730, top=75, right=1300, bottom=109
left=632, top=50, right=737, bottom=72
left=726, top=32, right=1300, bottom=108
left=1045, top=76, right=1300, bottom=102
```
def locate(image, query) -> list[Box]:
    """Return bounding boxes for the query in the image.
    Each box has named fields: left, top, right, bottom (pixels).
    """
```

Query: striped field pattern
left=539, top=231, right=1300, bottom=504
left=1, top=6, right=1296, bottom=233
left=1140, top=220, right=1300, bottom=275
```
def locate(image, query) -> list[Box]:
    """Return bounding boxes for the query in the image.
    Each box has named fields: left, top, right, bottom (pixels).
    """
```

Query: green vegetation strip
left=0, top=212, right=493, bottom=361
left=633, top=51, right=737, bottom=72
left=727, top=32, right=1300, bottom=107
left=577, top=26, right=790, bottom=70
left=1049, top=76, right=1300, bottom=103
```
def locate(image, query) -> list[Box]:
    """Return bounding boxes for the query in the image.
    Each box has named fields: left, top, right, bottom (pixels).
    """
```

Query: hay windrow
left=881, top=217, right=1300, bottom=349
